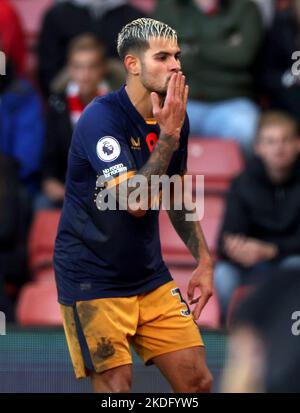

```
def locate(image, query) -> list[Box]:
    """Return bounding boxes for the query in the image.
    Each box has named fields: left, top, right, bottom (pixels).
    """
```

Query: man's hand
left=151, top=71, right=188, bottom=141
left=224, top=234, right=278, bottom=267
left=187, top=258, right=214, bottom=320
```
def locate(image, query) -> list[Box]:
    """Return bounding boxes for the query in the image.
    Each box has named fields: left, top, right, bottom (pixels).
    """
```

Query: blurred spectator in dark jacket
left=215, top=111, right=300, bottom=320
left=0, top=154, right=31, bottom=322
left=153, top=0, right=264, bottom=155
left=221, top=268, right=300, bottom=392
left=36, top=34, right=109, bottom=210
left=37, top=0, right=145, bottom=96
left=0, top=0, right=26, bottom=76
left=261, top=0, right=300, bottom=131
left=0, top=58, right=45, bottom=195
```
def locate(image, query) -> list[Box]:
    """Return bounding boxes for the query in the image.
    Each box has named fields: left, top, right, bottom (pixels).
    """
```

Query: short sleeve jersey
left=54, top=85, right=189, bottom=305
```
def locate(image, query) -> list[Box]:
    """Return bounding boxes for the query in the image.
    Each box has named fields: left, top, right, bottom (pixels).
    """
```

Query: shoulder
left=77, top=92, right=123, bottom=129
left=233, top=0, right=261, bottom=16
left=4, top=79, right=41, bottom=107
left=230, top=173, right=245, bottom=189
left=73, top=92, right=127, bottom=147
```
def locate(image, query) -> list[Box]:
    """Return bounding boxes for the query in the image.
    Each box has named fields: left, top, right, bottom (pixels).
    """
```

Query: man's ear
left=124, top=54, right=140, bottom=76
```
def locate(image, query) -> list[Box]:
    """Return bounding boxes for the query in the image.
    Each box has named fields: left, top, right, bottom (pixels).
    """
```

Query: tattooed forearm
left=138, top=133, right=178, bottom=181
left=114, top=133, right=178, bottom=210
left=167, top=205, right=210, bottom=263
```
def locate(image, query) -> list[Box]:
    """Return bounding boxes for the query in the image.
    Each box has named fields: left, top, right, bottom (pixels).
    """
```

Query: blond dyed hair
left=117, top=18, right=177, bottom=60
left=257, top=111, right=298, bottom=136
left=67, top=33, right=105, bottom=62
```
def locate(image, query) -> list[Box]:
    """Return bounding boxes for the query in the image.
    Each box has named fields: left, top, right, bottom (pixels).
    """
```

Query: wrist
left=198, top=253, right=214, bottom=269
left=159, top=133, right=180, bottom=151
left=160, top=129, right=180, bottom=141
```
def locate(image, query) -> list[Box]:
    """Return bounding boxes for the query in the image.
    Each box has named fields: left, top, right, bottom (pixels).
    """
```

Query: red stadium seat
left=187, top=138, right=244, bottom=193
left=34, top=267, right=56, bottom=283
left=226, top=285, right=256, bottom=329
left=159, top=209, right=195, bottom=266
left=16, top=278, right=62, bottom=326
left=9, top=0, right=53, bottom=82
left=9, top=0, right=53, bottom=35
left=28, top=209, right=61, bottom=275
left=171, top=267, right=220, bottom=329
left=159, top=195, right=225, bottom=265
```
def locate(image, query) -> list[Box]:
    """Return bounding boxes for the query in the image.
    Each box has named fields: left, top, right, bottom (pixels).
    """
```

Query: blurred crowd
left=0, top=0, right=300, bottom=359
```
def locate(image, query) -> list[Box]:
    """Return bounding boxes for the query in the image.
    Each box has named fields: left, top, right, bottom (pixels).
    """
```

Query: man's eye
left=157, top=56, right=167, bottom=61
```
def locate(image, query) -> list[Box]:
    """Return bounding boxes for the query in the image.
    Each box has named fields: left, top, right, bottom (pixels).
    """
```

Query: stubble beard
left=140, top=63, right=168, bottom=99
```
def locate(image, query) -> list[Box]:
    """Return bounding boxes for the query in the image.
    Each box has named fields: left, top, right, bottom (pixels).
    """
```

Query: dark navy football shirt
left=54, top=85, right=189, bottom=305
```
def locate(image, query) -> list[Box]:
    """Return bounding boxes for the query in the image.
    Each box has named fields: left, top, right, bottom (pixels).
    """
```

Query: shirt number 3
left=171, top=287, right=191, bottom=317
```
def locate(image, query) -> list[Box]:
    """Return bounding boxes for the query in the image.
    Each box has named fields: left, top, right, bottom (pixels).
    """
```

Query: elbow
left=127, top=199, right=148, bottom=217
left=128, top=208, right=147, bottom=218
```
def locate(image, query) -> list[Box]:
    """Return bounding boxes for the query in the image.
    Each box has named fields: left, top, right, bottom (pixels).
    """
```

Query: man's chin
left=155, top=88, right=167, bottom=98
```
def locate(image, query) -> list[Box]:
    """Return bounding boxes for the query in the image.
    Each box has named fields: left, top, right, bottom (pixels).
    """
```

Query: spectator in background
left=214, top=111, right=300, bottom=321
left=221, top=269, right=300, bottom=392
left=0, top=0, right=26, bottom=76
left=0, top=154, right=31, bottom=323
left=153, top=0, right=264, bottom=155
left=36, top=34, right=109, bottom=209
left=37, top=0, right=145, bottom=96
left=0, top=56, right=45, bottom=195
left=261, top=0, right=300, bottom=131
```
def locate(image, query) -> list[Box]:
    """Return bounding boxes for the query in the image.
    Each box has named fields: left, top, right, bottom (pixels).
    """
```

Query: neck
left=125, top=78, right=157, bottom=120
left=266, top=165, right=292, bottom=184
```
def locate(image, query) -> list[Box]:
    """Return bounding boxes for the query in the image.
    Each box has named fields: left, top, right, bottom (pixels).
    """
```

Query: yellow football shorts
left=60, top=280, right=204, bottom=379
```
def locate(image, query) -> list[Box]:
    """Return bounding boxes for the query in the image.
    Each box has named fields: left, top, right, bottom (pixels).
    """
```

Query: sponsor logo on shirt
left=102, top=163, right=127, bottom=178
left=131, top=136, right=141, bottom=150
left=96, top=136, right=121, bottom=162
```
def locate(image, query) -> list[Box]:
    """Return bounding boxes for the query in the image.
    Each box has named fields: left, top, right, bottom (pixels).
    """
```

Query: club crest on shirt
left=96, top=136, right=121, bottom=162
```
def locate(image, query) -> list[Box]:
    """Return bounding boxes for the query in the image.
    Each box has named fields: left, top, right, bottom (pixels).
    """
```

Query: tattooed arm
left=167, top=182, right=214, bottom=320
left=112, top=131, right=179, bottom=216
left=167, top=201, right=210, bottom=263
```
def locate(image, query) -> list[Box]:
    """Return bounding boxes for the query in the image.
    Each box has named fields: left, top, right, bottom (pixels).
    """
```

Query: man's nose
left=170, top=58, right=181, bottom=73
